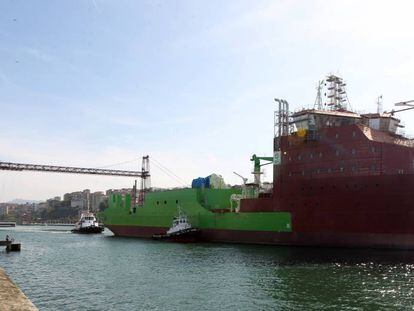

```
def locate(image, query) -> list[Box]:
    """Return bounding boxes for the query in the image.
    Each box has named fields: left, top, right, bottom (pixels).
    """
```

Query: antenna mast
left=314, top=80, right=324, bottom=110
left=326, top=74, right=348, bottom=111
left=377, top=95, right=383, bottom=114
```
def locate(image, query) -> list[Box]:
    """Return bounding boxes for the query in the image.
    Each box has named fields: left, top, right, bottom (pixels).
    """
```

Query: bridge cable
left=150, top=157, right=189, bottom=186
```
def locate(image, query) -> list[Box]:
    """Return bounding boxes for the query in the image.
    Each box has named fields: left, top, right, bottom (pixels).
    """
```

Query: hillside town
left=0, top=188, right=133, bottom=224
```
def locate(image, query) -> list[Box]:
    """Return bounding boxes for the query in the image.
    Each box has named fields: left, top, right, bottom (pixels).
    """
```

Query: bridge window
left=352, top=149, right=356, bottom=155
left=335, top=150, right=340, bottom=157
left=352, top=131, right=356, bottom=137
left=335, top=133, right=339, bottom=139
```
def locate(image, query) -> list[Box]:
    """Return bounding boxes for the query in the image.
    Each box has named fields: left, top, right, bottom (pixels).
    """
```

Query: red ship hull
left=106, top=101, right=414, bottom=249
left=107, top=224, right=414, bottom=249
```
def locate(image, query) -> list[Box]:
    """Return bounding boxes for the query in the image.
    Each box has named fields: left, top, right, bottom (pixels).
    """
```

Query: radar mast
left=325, top=74, right=350, bottom=111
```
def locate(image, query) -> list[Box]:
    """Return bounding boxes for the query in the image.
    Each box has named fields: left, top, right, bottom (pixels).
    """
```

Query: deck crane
left=390, top=100, right=414, bottom=116
left=250, top=154, right=273, bottom=186
left=233, top=171, right=248, bottom=185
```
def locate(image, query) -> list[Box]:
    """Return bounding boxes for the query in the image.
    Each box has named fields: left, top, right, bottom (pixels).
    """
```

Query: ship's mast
left=326, top=74, right=349, bottom=111
left=377, top=95, right=383, bottom=114
left=314, top=80, right=324, bottom=110
left=86, top=192, right=90, bottom=213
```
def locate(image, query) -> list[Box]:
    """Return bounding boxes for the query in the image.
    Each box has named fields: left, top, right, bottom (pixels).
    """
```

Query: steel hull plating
left=106, top=225, right=414, bottom=249
left=102, top=115, right=414, bottom=249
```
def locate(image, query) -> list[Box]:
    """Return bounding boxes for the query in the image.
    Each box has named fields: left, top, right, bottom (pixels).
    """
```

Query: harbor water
left=1, top=226, right=414, bottom=310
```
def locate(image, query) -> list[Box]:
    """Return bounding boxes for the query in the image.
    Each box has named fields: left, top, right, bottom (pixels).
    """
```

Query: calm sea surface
left=1, top=226, right=414, bottom=310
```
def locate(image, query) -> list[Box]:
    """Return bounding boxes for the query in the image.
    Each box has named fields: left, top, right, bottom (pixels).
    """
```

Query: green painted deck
left=103, top=188, right=291, bottom=232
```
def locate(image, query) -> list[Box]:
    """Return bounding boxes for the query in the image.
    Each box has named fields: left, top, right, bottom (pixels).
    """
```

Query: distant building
left=105, top=188, right=132, bottom=196
left=90, top=191, right=106, bottom=211
left=37, top=202, right=48, bottom=211
left=0, top=205, right=6, bottom=216
left=63, top=190, right=90, bottom=209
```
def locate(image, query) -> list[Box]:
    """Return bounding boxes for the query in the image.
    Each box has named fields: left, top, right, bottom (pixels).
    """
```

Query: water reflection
left=1, top=227, right=414, bottom=310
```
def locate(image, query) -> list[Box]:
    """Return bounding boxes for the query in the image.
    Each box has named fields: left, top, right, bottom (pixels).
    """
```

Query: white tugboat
left=71, top=194, right=104, bottom=234
left=71, top=212, right=104, bottom=234
left=152, top=206, right=200, bottom=241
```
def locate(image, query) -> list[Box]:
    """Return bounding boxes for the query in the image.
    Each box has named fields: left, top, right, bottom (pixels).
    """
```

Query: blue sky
left=1, top=0, right=414, bottom=201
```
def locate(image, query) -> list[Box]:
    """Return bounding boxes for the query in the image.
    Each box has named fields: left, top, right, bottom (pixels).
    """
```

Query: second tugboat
left=72, top=193, right=104, bottom=234
left=152, top=206, right=200, bottom=242
left=71, top=212, right=104, bottom=234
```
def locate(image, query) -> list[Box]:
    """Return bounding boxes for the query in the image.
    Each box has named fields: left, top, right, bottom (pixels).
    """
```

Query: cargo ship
left=102, top=75, right=414, bottom=249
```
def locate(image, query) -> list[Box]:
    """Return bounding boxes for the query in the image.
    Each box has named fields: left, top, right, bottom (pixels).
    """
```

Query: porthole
left=164, top=201, right=167, bottom=204
left=156, top=201, right=159, bottom=205
left=176, top=200, right=179, bottom=204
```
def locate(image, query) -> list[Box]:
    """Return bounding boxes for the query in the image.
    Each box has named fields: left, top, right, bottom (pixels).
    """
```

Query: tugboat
left=152, top=206, right=200, bottom=242
left=71, top=212, right=104, bottom=234
left=72, top=193, right=104, bottom=234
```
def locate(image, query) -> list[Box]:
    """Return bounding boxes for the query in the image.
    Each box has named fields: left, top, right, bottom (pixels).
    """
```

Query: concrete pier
left=0, top=268, right=38, bottom=311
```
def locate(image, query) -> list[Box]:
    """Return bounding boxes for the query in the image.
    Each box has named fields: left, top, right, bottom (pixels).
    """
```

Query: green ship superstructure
left=103, top=185, right=292, bottom=240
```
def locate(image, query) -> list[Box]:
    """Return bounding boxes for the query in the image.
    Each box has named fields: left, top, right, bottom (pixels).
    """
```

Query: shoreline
left=0, top=267, right=38, bottom=311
